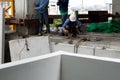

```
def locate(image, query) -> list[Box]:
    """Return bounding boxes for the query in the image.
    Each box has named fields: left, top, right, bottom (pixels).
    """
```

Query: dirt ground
left=49, top=32, right=120, bottom=50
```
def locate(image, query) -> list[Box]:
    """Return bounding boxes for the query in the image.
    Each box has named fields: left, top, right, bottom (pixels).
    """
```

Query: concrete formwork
left=0, top=8, right=5, bottom=64
left=1, top=51, right=120, bottom=80
left=0, top=53, right=61, bottom=80
left=95, top=47, right=120, bottom=59
left=52, top=42, right=120, bottom=59
left=9, top=36, right=120, bottom=62
left=52, top=43, right=75, bottom=53
left=77, top=46, right=95, bottom=55
left=9, top=36, right=51, bottom=61
left=61, top=52, right=120, bottom=80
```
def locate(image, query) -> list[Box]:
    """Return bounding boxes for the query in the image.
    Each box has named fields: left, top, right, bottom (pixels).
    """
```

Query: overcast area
left=49, top=0, right=112, bottom=14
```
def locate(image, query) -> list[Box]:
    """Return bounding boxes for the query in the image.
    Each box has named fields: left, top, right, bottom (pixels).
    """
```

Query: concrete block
left=9, top=36, right=50, bottom=61
left=77, top=46, right=94, bottom=55
left=95, top=48, right=120, bottom=59
left=52, top=43, right=74, bottom=53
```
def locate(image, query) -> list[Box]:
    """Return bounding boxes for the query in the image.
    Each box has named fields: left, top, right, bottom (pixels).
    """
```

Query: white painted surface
left=53, top=43, right=74, bottom=53
left=1, top=51, right=120, bottom=80
left=15, top=0, right=28, bottom=18
left=0, top=8, right=5, bottom=64
left=0, top=58, right=1, bottom=64
left=0, top=53, right=61, bottom=80
left=77, top=46, right=94, bottom=55
left=61, top=53, right=120, bottom=80
left=9, top=36, right=50, bottom=61
left=95, top=48, right=120, bottom=59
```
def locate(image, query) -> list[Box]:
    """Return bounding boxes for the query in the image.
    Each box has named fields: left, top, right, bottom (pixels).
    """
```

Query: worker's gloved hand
left=76, top=26, right=78, bottom=28
left=64, top=29, right=68, bottom=33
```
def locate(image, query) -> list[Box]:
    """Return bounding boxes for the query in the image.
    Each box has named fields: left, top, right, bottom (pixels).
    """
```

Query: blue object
left=35, top=0, right=50, bottom=33
left=62, top=19, right=82, bottom=30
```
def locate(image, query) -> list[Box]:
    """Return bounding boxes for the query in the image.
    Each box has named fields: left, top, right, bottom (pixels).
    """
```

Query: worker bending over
left=62, top=13, right=82, bottom=37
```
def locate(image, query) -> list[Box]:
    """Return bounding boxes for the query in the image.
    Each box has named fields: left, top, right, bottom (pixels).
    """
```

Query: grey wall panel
left=0, top=55, right=61, bottom=80
left=27, top=0, right=39, bottom=18
left=15, top=0, right=28, bottom=18
left=61, top=54, right=120, bottom=80
left=15, top=0, right=39, bottom=19
left=112, top=0, right=120, bottom=14
left=0, top=8, right=5, bottom=64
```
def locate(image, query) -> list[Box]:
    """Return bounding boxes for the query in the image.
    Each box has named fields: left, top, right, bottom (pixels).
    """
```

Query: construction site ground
left=48, top=32, right=120, bottom=50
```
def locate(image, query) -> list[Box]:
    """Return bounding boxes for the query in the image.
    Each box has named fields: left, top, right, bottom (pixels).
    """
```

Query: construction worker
left=62, top=13, right=82, bottom=37
left=34, top=0, right=50, bottom=36
left=57, top=0, right=69, bottom=25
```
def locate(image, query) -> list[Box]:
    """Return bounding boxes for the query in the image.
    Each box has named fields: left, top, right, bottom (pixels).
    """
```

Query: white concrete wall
left=9, top=36, right=51, bottom=61
left=15, top=0, right=39, bottom=19
left=77, top=46, right=94, bottom=55
left=0, top=54, right=61, bottom=80
left=61, top=53, right=120, bottom=80
left=95, top=48, right=120, bottom=59
left=1, top=51, right=120, bottom=80
left=15, top=0, right=28, bottom=18
left=52, top=43, right=120, bottom=59
left=52, top=43, right=75, bottom=53
left=0, top=8, right=5, bottom=64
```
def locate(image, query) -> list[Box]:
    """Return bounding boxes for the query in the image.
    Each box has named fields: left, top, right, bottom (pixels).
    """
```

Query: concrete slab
left=9, top=36, right=51, bottom=61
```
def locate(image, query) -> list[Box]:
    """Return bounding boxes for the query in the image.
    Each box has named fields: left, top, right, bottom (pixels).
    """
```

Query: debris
left=68, top=40, right=73, bottom=44
left=81, top=36, right=90, bottom=41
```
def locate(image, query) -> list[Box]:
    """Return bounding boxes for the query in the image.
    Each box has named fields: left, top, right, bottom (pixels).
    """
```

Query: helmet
left=69, top=14, right=76, bottom=22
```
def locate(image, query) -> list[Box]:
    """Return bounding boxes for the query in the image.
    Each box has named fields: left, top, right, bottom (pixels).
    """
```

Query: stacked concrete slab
left=1, top=51, right=120, bottom=80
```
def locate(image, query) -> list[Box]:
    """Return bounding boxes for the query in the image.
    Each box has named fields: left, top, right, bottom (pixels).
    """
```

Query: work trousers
left=38, top=10, right=50, bottom=33
left=61, top=14, right=68, bottom=25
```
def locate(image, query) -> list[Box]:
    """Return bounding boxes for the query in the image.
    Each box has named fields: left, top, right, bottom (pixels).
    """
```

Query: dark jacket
left=62, top=19, right=82, bottom=30
left=57, top=0, right=69, bottom=11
